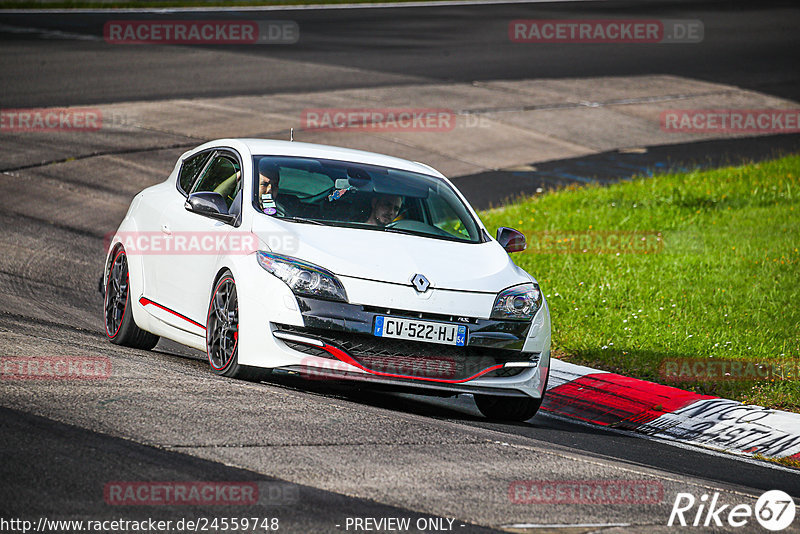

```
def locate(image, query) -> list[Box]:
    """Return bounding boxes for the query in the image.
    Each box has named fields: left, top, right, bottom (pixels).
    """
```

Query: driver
left=365, top=194, right=402, bottom=226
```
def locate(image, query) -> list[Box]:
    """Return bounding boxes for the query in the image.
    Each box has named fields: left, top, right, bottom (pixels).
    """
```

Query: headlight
left=256, top=251, right=348, bottom=302
left=491, top=283, right=542, bottom=321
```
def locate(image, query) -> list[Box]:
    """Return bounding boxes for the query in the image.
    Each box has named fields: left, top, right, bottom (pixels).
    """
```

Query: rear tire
left=104, top=248, right=159, bottom=350
left=206, top=270, right=269, bottom=382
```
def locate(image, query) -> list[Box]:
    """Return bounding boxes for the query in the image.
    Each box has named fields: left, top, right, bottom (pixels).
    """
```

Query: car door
left=137, top=149, right=210, bottom=311
left=149, top=149, right=243, bottom=334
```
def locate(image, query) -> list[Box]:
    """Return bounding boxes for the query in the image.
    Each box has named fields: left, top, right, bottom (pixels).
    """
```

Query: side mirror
left=185, top=192, right=236, bottom=223
left=496, top=227, right=526, bottom=253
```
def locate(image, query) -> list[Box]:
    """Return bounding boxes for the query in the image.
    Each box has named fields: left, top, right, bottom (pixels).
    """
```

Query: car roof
left=207, top=138, right=445, bottom=178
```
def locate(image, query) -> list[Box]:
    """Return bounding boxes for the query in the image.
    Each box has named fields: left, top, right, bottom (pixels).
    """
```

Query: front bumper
left=270, top=296, right=549, bottom=397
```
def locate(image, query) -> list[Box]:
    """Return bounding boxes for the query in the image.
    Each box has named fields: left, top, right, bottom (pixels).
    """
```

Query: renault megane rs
left=102, top=139, right=551, bottom=421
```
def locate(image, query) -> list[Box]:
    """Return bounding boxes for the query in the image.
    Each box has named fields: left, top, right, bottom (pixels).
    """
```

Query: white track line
left=0, top=22, right=101, bottom=40
left=501, top=523, right=630, bottom=529
left=1, top=0, right=592, bottom=14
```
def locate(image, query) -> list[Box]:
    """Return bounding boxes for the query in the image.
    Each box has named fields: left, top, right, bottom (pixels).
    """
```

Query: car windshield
left=252, top=155, right=485, bottom=243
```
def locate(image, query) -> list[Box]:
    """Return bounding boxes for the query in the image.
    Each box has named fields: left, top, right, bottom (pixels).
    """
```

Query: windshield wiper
left=382, top=227, right=420, bottom=236
left=280, top=216, right=325, bottom=226
left=383, top=225, right=474, bottom=243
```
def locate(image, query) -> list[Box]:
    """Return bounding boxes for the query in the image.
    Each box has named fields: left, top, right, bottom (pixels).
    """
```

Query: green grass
left=753, top=453, right=800, bottom=469
left=480, top=154, right=800, bottom=412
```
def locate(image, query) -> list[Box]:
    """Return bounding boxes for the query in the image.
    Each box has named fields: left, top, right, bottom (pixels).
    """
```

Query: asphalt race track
left=1, top=0, right=798, bottom=106
left=1, top=1, right=799, bottom=532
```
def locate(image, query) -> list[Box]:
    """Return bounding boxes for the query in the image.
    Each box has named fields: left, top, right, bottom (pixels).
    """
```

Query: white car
left=103, top=139, right=551, bottom=421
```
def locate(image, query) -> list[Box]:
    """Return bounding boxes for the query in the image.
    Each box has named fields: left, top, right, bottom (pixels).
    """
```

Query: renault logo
left=411, top=273, right=430, bottom=293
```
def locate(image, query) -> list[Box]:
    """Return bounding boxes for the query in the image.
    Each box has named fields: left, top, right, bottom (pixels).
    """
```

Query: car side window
left=426, top=192, right=472, bottom=240
left=192, top=154, right=241, bottom=209
left=178, top=151, right=211, bottom=195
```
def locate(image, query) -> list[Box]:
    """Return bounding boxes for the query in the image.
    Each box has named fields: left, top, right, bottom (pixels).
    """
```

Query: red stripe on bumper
left=321, top=343, right=504, bottom=384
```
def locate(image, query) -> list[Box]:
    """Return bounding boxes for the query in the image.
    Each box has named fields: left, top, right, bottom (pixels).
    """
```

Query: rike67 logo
left=668, top=490, right=796, bottom=531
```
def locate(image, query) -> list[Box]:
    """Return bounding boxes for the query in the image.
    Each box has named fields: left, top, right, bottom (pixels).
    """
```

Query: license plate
left=373, top=316, right=467, bottom=346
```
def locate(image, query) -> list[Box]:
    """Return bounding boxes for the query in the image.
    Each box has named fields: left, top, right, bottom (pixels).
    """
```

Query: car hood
left=252, top=217, right=531, bottom=293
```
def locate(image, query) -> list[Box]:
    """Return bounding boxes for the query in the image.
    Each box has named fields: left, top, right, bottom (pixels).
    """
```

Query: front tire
left=474, top=395, right=543, bottom=422
left=104, top=248, right=159, bottom=350
left=474, top=373, right=548, bottom=422
left=206, top=271, right=268, bottom=382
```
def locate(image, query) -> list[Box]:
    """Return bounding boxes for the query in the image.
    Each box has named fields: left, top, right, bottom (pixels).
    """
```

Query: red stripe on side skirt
left=139, top=297, right=206, bottom=330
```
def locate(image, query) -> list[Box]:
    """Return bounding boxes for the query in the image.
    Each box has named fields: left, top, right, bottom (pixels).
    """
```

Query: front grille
left=489, top=366, right=530, bottom=378
left=275, top=324, right=537, bottom=381
left=280, top=340, right=330, bottom=359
